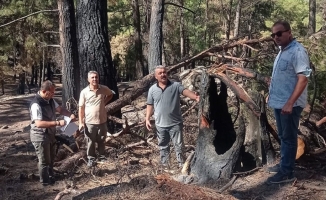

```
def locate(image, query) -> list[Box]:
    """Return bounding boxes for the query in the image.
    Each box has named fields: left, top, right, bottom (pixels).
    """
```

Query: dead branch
left=208, top=67, right=261, bottom=117
left=0, top=10, right=58, bottom=28
left=310, top=148, right=326, bottom=155
left=218, top=176, right=238, bottom=193
left=182, top=102, right=198, bottom=117
left=54, top=188, right=79, bottom=200
left=296, top=183, right=326, bottom=191
left=105, top=37, right=273, bottom=116
left=232, top=167, right=261, bottom=176
left=147, top=135, right=158, bottom=149
left=125, top=141, right=146, bottom=149
left=181, top=151, right=195, bottom=175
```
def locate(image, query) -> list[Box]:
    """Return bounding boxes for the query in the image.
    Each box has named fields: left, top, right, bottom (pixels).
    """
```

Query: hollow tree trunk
left=189, top=73, right=246, bottom=183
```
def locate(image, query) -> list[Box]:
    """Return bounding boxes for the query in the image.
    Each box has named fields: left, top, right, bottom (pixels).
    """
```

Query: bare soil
left=1, top=77, right=326, bottom=200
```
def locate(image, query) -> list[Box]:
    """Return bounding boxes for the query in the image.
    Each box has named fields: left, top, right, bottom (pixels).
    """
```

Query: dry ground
left=0, top=77, right=326, bottom=200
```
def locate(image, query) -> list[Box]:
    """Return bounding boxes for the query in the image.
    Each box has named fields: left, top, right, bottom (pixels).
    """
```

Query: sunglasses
left=270, top=30, right=289, bottom=38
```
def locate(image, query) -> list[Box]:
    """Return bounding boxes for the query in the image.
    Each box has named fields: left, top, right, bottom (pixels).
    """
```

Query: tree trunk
left=308, top=0, right=316, bottom=36
left=31, top=65, right=35, bottom=85
left=58, top=0, right=80, bottom=106
left=132, top=0, right=145, bottom=79
left=41, top=48, right=45, bottom=84
left=225, top=0, right=233, bottom=40
left=241, top=91, right=275, bottom=170
left=17, top=72, right=25, bottom=94
left=190, top=73, right=245, bottom=183
left=76, top=0, right=118, bottom=94
left=1, top=80, right=4, bottom=95
left=233, top=0, right=242, bottom=38
left=76, top=0, right=120, bottom=132
left=148, top=0, right=164, bottom=73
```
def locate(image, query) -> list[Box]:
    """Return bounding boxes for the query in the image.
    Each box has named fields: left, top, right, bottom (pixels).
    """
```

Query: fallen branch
left=125, top=141, right=146, bottom=149
left=232, top=167, right=261, bottom=176
left=181, top=151, right=195, bottom=175
left=218, top=175, right=238, bottom=193
left=105, top=37, right=274, bottom=116
left=54, top=188, right=79, bottom=200
left=296, top=183, right=326, bottom=191
left=182, top=102, right=198, bottom=117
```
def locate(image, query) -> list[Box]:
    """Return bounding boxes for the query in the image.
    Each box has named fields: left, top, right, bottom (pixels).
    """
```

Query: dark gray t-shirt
left=147, top=81, right=185, bottom=127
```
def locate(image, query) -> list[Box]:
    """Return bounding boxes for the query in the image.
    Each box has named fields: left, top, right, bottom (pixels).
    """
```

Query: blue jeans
left=156, top=124, right=184, bottom=166
left=274, top=106, right=303, bottom=175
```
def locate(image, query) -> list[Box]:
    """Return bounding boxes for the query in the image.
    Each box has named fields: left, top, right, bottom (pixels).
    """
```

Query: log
left=57, top=150, right=86, bottom=172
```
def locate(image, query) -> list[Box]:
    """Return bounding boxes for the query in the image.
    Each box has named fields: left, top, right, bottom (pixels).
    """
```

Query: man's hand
left=145, top=119, right=152, bottom=131
left=79, top=123, right=84, bottom=132
left=70, top=114, right=77, bottom=122
left=281, top=101, right=294, bottom=115
left=194, top=92, right=200, bottom=102
left=57, top=120, right=66, bottom=126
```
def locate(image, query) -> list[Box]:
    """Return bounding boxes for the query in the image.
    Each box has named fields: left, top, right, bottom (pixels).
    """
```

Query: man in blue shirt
left=267, top=20, right=311, bottom=184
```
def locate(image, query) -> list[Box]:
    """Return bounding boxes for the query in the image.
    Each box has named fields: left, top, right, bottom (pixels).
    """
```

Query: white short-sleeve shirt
left=30, top=99, right=59, bottom=122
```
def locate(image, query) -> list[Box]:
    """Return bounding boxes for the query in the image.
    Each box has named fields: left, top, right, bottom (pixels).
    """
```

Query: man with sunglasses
left=267, top=20, right=311, bottom=184
left=30, top=80, right=76, bottom=186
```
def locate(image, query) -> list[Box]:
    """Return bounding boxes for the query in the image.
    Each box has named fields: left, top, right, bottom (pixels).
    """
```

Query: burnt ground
left=0, top=77, right=326, bottom=200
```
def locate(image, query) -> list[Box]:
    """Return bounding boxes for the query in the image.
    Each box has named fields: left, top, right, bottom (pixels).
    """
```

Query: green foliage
left=0, top=0, right=58, bottom=69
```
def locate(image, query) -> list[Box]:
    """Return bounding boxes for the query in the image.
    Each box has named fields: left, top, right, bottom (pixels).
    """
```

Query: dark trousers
left=85, top=123, right=107, bottom=160
left=32, top=141, right=56, bottom=183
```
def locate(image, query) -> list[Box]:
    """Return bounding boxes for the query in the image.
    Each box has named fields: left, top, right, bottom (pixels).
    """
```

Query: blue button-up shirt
left=268, top=39, right=311, bottom=109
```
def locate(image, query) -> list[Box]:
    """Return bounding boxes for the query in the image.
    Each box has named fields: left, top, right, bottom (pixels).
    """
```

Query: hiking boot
left=87, top=159, right=96, bottom=168
left=267, top=171, right=295, bottom=184
left=267, top=164, right=280, bottom=174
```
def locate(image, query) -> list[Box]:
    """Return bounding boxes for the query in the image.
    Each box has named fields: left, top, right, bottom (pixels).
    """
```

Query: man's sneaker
left=87, top=159, right=96, bottom=168
left=267, top=164, right=280, bottom=174
left=267, top=171, right=295, bottom=184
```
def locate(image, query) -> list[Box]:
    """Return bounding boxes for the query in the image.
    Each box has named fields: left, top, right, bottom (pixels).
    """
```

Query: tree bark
left=76, top=0, right=120, bottom=131
left=132, top=0, right=145, bottom=79
left=233, top=0, right=242, bottom=38
left=190, top=73, right=245, bottom=183
left=58, top=0, right=80, bottom=106
left=308, top=0, right=316, bottom=36
left=76, top=0, right=118, bottom=94
left=148, top=0, right=164, bottom=73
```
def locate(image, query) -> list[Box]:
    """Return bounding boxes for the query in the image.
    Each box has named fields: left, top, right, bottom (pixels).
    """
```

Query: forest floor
left=0, top=76, right=326, bottom=200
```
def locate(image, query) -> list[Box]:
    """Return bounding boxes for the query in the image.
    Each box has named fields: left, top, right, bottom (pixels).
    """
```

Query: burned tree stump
left=189, top=73, right=246, bottom=183
left=241, top=91, right=275, bottom=170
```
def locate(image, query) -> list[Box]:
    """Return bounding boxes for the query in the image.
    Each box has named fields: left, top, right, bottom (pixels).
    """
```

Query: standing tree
left=76, top=0, right=119, bottom=131
left=132, top=0, right=145, bottom=79
left=76, top=0, right=117, bottom=92
left=148, top=0, right=164, bottom=73
left=58, top=0, right=80, bottom=106
left=308, top=0, right=316, bottom=36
